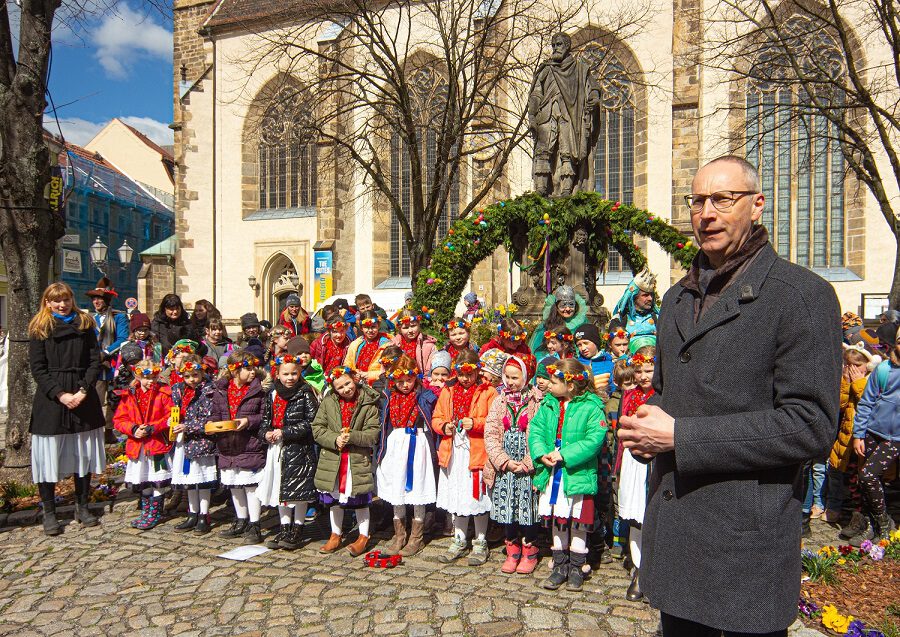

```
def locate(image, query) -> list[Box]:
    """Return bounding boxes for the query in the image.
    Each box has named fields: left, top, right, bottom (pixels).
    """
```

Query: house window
left=258, top=88, right=318, bottom=211
left=744, top=16, right=846, bottom=268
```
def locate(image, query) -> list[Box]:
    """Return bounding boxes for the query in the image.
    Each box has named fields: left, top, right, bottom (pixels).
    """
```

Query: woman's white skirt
left=436, top=429, right=491, bottom=516
left=220, top=467, right=260, bottom=487
left=617, top=448, right=648, bottom=524
left=170, top=436, right=218, bottom=487
left=375, top=428, right=436, bottom=506
left=255, top=441, right=283, bottom=507
left=537, top=471, right=585, bottom=520
left=124, top=449, right=173, bottom=489
left=31, top=429, right=106, bottom=483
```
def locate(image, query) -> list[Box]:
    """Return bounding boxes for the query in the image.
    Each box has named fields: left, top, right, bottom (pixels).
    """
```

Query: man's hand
left=617, top=404, right=675, bottom=459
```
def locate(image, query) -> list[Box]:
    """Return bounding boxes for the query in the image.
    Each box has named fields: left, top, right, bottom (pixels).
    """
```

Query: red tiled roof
left=60, top=142, right=124, bottom=175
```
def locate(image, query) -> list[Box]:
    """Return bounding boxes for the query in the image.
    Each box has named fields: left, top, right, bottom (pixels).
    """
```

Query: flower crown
left=443, top=319, right=470, bottom=333
left=132, top=364, right=162, bottom=377
left=178, top=361, right=206, bottom=374
left=543, top=330, right=574, bottom=342
left=626, top=353, right=655, bottom=367
left=359, top=317, right=380, bottom=328
left=546, top=364, right=587, bottom=383
left=606, top=328, right=630, bottom=341
left=397, top=315, right=420, bottom=327
left=166, top=344, right=195, bottom=360
left=387, top=367, right=422, bottom=380
left=227, top=357, right=260, bottom=372
left=453, top=362, right=481, bottom=374
left=272, top=354, right=300, bottom=367
left=497, top=323, right=527, bottom=341
left=379, top=353, right=399, bottom=365
left=326, top=365, right=354, bottom=384
left=326, top=320, right=347, bottom=330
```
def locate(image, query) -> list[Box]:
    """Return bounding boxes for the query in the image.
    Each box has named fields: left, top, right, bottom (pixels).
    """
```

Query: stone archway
left=261, top=253, right=302, bottom=324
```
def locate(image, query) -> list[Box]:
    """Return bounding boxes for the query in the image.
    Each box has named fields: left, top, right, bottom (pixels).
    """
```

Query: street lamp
left=89, top=237, right=134, bottom=275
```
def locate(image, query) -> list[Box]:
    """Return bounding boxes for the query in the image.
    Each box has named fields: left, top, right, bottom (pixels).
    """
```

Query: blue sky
left=38, top=2, right=174, bottom=147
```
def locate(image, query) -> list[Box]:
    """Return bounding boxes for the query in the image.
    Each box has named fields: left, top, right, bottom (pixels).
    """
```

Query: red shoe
left=516, top=542, right=540, bottom=574
left=501, top=540, right=522, bottom=574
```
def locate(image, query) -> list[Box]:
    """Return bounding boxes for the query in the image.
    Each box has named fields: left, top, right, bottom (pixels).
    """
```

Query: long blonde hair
left=28, top=282, right=96, bottom=340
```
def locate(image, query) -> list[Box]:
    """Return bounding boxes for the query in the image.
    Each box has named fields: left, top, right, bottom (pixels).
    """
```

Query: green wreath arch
left=413, top=191, right=698, bottom=323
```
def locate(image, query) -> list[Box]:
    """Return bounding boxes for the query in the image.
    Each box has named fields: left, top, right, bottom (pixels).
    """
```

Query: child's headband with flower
left=397, top=315, right=420, bottom=327
left=166, top=343, right=196, bottom=360
left=453, top=362, right=481, bottom=374
left=379, top=353, right=399, bottom=365
left=546, top=364, right=587, bottom=383
left=626, top=353, right=655, bottom=367
left=132, top=364, right=162, bottom=377
left=272, top=354, right=300, bottom=367
left=326, top=320, right=347, bottom=330
left=326, top=366, right=354, bottom=384
left=606, top=328, right=630, bottom=341
left=387, top=367, right=422, bottom=380
left=543, top=330, right=574, bottom=342
left=359, top=317, right=380, bottom=328
left=178, top=361, right=206, bottom=374
left=497, top=323, right=527, bottom=341
left=227, top=357, right=260, bottom=372
left=442, top=319, right=470, bottom=333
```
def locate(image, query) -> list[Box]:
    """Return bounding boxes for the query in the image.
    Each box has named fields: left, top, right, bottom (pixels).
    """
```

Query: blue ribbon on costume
left=182, top=458, right=191, bottom=475
left=404, top=427, right=418, bottom=492
left=548, top=438, right=562, bottom=505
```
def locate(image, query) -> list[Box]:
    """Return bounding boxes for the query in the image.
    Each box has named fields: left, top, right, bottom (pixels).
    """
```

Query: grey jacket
left=642, top=243, right=841, bottom=633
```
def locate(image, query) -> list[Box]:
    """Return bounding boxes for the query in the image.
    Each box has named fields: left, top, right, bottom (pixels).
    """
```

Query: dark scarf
left=274, top=379, right=303, bottom=401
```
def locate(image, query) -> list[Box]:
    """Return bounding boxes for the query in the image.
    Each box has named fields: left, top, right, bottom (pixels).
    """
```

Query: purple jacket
left=209, top=376, right=265, bottom=471
left=172, top=380, right=216, bottom=460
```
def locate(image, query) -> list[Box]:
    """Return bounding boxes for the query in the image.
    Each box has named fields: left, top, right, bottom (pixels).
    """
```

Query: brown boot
left=347, top=534, right=370, bottom=557
left=319, top=533, right=342, bottom=554
left=400, top=519, right=426, bottom=557
left=384, top=517, right=408, bottom=556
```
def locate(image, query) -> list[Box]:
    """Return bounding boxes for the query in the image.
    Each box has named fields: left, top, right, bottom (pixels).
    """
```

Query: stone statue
left=527, top=32, right=601, bottom=197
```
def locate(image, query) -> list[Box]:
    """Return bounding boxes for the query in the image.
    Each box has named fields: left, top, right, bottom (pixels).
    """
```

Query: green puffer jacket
left=312, top=384, right=381, bottom=496
left=529, top=391, right=607, bottom=495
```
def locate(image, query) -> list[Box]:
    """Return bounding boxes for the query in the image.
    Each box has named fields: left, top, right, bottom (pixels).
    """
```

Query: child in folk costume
left=616, top=346, right=656, bottom=602
left=391, top=309, right=438, bottom=375
left=170, top=355, right=218, bottom=535
left=161, top=339, right=199, bottom=386
left=113, top=359, right=174, bottom=530
left=310, top=309, right=352, bottom=375
left=426, top=351, right=453, bottom=397
left=344, top=310, right=392, bottom=385
left=542, top=326, right=574, bottom=360
left=479, top=318, right=536, bottom=378
left=284, top=336, right=325, bottom=397
left=312, top=367, right=381, bottom=556
left=484, top=356, right=544, bottom=574
left=604, top=359, right=636, bottom=561
left=432, top=350, right=498, bottom=564
left=371, top=345, right=403, bottom=394
left=264, top=324, right=294, bottom=370
left=376, top=355, right=439, bottom=557
left=442, top=318, right=478, bottom=359
left=256, top=353, right=320, bottom=551
left=529, top=358, right=607, bottom=592
left=479, top=348, right=510, bottom=389
left=208, top=350, right=266, bottom=544
left=122, top=312, right=162, bottom=363
left=606, top=327, right=631, bottom=362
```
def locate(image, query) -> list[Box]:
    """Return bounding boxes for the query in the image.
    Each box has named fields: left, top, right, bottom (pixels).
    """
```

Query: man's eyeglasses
left=684, top=191, right=758, bottom=215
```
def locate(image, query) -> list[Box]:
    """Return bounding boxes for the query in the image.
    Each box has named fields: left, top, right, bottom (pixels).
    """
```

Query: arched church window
left=581, top=46, right=636, bottom=273
left=258, top=88, right=318, bottom=211
left=389, top=66, right=459, bottom=278
left=745, top=16, right=846, bottom=268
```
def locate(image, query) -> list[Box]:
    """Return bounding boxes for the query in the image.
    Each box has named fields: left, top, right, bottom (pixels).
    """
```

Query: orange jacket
left=431, top=383, right=497, bottom=470
left=113, top=383, right=174, bottom=460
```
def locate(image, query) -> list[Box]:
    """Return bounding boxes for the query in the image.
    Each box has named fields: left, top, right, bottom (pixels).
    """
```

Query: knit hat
left=628, top=334, right=657, bottom=354
left=120, top=342, right=144, bottom=365
left=240, top=312, right=260, bottom=329
left=259, top=320, right=272, bottom=330
left=333, top=298, right=350, bottom=311
left=464, top=292, right=478, bottom=305
left=480, top=348, right=510, bottom=378
left=502, top=355, right=530, bottom=384
left=842, top=342, right=883, bottom=372
left=555, top=285, right=576, bottom=306
left=202, top=355, right=219, bottom=375
left=286, top=335, right=311, bottom=355
left=129, top=312, right=151, bottom=331
left=841, top=312, right=863, bottom=331
left=404, top=291, right=414, bottom=302
left=536, top=356, right=557, bottom=380
left=171, top=339, right=198, bottom=353
left=430, top=350, right=452, bottom=374
left=244, top=338, right=266, bottom=362
left=573, top=323, right=603, bottom=351
left=286, top=294, right=302, bottom=307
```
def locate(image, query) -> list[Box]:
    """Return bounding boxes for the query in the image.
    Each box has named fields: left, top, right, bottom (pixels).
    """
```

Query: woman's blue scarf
left=52, top=312, right=76, bottom=324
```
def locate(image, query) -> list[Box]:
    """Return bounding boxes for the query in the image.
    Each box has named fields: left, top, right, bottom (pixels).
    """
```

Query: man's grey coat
left=643, top=243, right=842, bottom=633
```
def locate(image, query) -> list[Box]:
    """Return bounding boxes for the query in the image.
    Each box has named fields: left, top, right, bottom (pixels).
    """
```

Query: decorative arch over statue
left=261, top=252, right=301, bottom=323
left=411, top=192, right=697, bottom=323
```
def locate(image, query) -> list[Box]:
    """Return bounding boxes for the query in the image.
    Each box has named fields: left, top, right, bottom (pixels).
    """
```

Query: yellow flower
left=508, top=303, right=518, bottom=313
left=891, top=529, right=900, bottom=542
left=837, top=558, right=846, bottom=565
left=818, top=545, right=837, bottom=557
left=821, top=605, right=853, bottom=634
left=496, top=304, right=506, bottom=314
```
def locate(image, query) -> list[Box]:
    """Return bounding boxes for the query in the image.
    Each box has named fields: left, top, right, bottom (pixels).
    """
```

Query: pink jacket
left=483, top=387, right=543, bottom=488
left=391, top=333, right=438, bottom=375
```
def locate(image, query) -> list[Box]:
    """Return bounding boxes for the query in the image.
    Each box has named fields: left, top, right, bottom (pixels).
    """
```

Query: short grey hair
left=705, top=155, right=761, bottom=192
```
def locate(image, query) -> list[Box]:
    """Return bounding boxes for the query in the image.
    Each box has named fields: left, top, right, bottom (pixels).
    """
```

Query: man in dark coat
left=618, top=156, right=841, bottom=636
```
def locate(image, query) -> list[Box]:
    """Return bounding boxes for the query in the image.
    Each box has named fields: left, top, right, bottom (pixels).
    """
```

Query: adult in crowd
left=528, top=285, right=588, bottom=359
left=85, top=277, right=129, bottom=443
left=279, top=293, right=311, bottom=336
left=609, top=269, right=659, bottom=337
left=618, top=155, right=841, bottom=636
left=29, top=283, right=106, bottom=535
left=190, top=299, right=219, bottom=336
left=151, top=294, right=200, bottom=358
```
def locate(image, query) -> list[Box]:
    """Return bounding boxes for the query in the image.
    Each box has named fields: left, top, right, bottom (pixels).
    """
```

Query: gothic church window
left=258, top=88, right=318, bottom=211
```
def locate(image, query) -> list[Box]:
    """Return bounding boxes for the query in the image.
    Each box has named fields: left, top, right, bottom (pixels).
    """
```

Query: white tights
left=230, top=486, right=261, bottom=522
left=551, top=525, right=588, bottom=554
left=453, top=513, right=488, bottom=542
left=186, top=489, right=211, bottom=515
left=330, top=506, right=371, bottom=537
left=629, top=524, right=642, bottom=568
left=278, top=501, right=308, bottom=526
left=392, top=504, right=426, bottom=522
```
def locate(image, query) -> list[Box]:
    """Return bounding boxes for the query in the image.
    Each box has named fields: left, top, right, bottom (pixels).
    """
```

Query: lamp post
left=89, top=237, right=134, bottom=275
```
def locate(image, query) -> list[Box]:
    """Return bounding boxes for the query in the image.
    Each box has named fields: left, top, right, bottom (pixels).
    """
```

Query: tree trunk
left=891, top=235, right=900, bottom=312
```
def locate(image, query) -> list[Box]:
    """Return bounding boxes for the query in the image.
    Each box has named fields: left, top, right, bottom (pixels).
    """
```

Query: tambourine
left=204, top=420, right=238, bottom=434
left=364, top=550, right=402, bottom=568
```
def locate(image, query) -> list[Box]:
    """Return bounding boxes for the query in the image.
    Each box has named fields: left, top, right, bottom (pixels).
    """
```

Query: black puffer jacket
left=259, top=381, right=319, bottom=501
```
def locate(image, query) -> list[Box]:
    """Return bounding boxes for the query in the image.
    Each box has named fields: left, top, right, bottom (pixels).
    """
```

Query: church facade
left=172, top=0, right=898, bottom=325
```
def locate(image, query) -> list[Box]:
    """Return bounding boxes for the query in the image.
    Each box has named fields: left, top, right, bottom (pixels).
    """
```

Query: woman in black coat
left=256, top=360, right=319, bottom=550
left=151, top=294, right=201, bottom=358
left=28, top=282, right=106, bottom=535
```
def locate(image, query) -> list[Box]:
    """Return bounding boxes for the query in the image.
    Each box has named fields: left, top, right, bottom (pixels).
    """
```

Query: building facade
left=172, top=0, right=898, bottom=325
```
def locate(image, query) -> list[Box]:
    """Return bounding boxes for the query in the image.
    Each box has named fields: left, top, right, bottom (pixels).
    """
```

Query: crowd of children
left=104, top=290, right=662, bottom=598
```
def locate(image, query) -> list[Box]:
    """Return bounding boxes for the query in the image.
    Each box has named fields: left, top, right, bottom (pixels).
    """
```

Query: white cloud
left=50, top=115, right=173, bottom=147
left=120, top=116, right=173, bottom=146
left=90, top=3, right=171, bottom=80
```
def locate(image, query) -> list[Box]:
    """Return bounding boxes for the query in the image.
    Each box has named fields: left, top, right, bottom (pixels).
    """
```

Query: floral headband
left=166, top=344, right=195, bottom=360
left=387, top=367, right=422, bottom=380
left=626, top=353, right=655, bottom=367
left=178, top=361, right=206, bottom=374
left=453, top=362, right=481, bottom=374
left=359, top=318, right=379, bottom=328
left=498, top=329, right=527, bottom=342
left=132, top=364, right=162, bottom=377
left=272, top=354, right=300, bottom=367
left=546, top=364, right=587, bottom=383
left=544, top=330, right=574, bottom=342
left=227, top=357, right=259, bottom=372
left=326, top=365, right=354, bottom=384
left=606, top=328, right=630, bottom=341
left=379, top=353, right=399, bottom=365
left=397, top=315, right=420, bottom=327
left=326, top=321, right=347, bottom=330
left=443, top=319, right=470, bottom=333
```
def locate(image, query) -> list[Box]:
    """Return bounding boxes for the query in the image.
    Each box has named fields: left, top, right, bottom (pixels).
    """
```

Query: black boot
left=193, top=514, right=212, bottom=535
left=626, top=567, right=643, bottom=602
left=242, top=521, right=263, bottom=544
left=73, top=475, right=99, bottom=527
left=279, top=524, right=305, bottom=550
left=848, top=518, right=875, bottom=547
left=266, top=524, right=290, bottom=549
left=174, top=513, right=199, bottom=533
left=567, top=552, right=586, bottom=591
left=541, top=550, right=569, bottom=590
left=840, top=511, right=868, bottom=540
left=219, top=517, right=248, bottom=538
left=39, top=482, right=61, bottom=536
left=874, top=512, right=897, bottom=541
left=801, top=511, right=812, bottom=539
